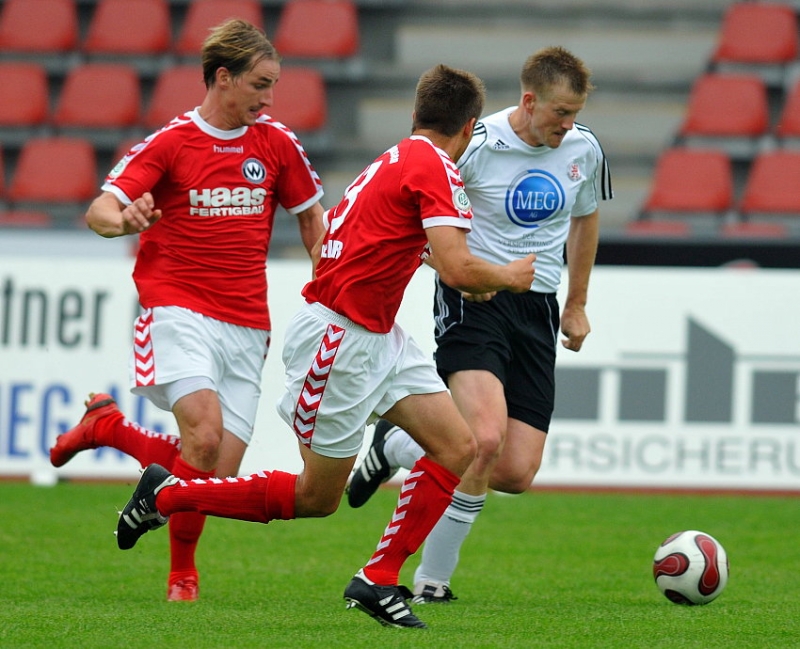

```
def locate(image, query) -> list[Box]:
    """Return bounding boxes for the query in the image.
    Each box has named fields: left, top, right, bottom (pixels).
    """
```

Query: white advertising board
left=0, top=258, right=797, bottom=491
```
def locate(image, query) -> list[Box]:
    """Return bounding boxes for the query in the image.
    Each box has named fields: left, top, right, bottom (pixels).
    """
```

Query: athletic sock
left=167, top=456, right=214, bottom=581
left=156, top=469, right=297, bottom=523
left=110, top=417, right=181, bottom=468
left=362, top=456, right=460, bottom=586
left=413, top=490, right=486, bottom=586
left=383, top=427, right=424, bottom=469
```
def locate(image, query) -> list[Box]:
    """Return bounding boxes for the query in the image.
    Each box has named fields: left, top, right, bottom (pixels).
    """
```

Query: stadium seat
left=53, top=64, right=141, bottom=129
left=0, top=0, right=78, bottom=52
left=719, top=221, right=789, bottom=239
left=174, top=0, right=264, bottom=57
left=641, top=148, right=734, bottom=216
left=82, top=0, right=171, bottom=61
left=775, top=78, right=800, bottom=144
left=268, top=67, right=327, bottom=132
left=739, top=150, right=800, bottom=215
left=275, top=0, right=359, bottom=59
left=624, top=219, right=692, bottom=237
left=0, top=209, right=54, bottom=228
left=8, top=137, right=97, bottom=204
left=0, top=63, right=49, bottom=128
left=711, top=2, right=798, bottom=86
left=143, top=65, right=207, bottom=129
left=678, top=73, right=771, bottom=159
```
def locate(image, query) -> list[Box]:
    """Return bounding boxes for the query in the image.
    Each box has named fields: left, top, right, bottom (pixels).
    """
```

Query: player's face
left=526, top=82, right=586, bottom=148
left=228, top=57, right=281, bottom=127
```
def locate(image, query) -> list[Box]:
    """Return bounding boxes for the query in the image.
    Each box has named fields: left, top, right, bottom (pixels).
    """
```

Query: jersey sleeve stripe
left=576, top=123, right=613, bottom=201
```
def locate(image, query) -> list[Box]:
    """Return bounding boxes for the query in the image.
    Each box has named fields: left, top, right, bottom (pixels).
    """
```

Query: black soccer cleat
left=116, top=463, right=178, bottom=550
left=344, top=571, right=427, bottom=629
left=347, top=419, right=400, bottom=508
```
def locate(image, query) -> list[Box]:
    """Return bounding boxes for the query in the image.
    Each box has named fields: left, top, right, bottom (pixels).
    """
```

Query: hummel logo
left=492, top=139, right=510, bottom=150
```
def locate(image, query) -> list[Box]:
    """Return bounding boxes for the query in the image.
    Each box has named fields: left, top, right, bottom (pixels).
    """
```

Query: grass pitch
left=1, top=480, right=798, bottom=649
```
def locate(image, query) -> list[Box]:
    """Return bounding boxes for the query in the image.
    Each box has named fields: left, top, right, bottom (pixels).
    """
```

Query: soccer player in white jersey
left=49, top=19, right=325, bottom=601
left=112, top=64, right=536, bottom=629
left=347, top=46, right=614, bottom=603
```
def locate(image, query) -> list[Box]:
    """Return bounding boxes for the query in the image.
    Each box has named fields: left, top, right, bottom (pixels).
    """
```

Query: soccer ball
left=652, top=530, right=729, bottom=605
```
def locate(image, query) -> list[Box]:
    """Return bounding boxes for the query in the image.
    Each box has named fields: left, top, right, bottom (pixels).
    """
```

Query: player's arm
left=426, top=225, right=535, bottom=294
left=85, top=191, right=161, bottom=238
left=296, top=201, right=325, bottom=257
left=561, top=209, right=599, bottom=352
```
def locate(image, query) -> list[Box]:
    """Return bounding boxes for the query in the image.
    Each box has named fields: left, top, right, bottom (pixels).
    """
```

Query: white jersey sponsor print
left=458, top=107, right=612, bottom=293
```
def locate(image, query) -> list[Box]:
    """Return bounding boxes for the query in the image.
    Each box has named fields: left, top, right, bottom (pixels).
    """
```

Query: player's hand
left=505, top=253, right=536, bottom=293
left=560, top=304, right=590, bottom=352
left=122, top=192, right=162, bottom=234
left=462, top=291, right=497, bottom=302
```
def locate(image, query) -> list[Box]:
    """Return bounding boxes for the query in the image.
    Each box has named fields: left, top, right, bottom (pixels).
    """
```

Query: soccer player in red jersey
left=49, top=20, right=325, bottom=601
left=114, top=63, right=535, bottom=628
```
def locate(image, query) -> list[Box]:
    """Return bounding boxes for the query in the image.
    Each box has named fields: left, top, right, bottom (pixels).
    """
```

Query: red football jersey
left=104, top=110, right=323, bottom=329
left=303, top=135, right=473, bottom=333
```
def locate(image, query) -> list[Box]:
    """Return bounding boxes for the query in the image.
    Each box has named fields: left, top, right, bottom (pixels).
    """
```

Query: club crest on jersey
left=568, top=162, right=582, bottom=181
left=453, top=187, right=471, bottom=213
left=505, top=169, right=565, bottom=228
left=109, top=157, right=128, bottom=179
left=242, top=158, right=266, bottom=184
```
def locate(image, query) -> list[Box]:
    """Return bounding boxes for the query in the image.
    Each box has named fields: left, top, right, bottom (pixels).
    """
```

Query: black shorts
left=433, top=279, right=559, bottom=432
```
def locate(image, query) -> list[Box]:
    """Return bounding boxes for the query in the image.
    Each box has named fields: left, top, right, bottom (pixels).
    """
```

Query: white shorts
left=277, top=302, right=447, bottom=458
left=129, top=306, right=270, bottom=444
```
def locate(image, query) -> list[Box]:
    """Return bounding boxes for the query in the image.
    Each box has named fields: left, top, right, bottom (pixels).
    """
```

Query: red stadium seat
left=739, top=151, right=800, bottom=215
left=712, top=3, right=798, bottom=65
left=268, top=67, right=327, bottom=132
left=0, top=209, right=54, bottom=228
left=174, top=0, right=263, bottom=57
left=642, top=148, right=734, bottom=215
left=275, top=0, right=359, bottom=59
left=624, top=219, right=692, bottom=237
left=0, top=0, right=78, bottom=52
left=8, top=137, right=97, bottom=204
left=775, top=79, right=800, bottom=141
left=83, top=0, right=171, bottom=57
left=53, top=64, right=141, bottom=128
left=0, top=63, right=49, bottom=127
left=719, top=221, right=789, bottom=239
left=711, top=3, right=798, bottom=87
left=678, top=73, right=770, bottom=159
left=143, top=65, right=207, bottom=129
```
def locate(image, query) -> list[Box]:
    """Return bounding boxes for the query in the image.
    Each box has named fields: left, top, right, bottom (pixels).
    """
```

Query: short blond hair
left=521, top=46, right=594, bottom=98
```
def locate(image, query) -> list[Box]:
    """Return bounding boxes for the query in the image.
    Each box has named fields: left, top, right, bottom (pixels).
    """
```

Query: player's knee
left=490, top=463, right=540, bottom=494
left=474, top=428, right=504, bottom=463
left=493, top=476, right=532, bottom=494
left=453, top=434, right=478, bottom=476
left=294, top=490, right=341, bottom=518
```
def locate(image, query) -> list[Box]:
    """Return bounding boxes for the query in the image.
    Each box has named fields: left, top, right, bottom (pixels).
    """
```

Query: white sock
left=383, top=427, right=424, bottom=469
left=413, top=490, right=486, bottom=586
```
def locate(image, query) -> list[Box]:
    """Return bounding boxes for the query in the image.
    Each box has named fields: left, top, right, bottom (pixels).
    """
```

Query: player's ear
left=215, top=66, right=232, bottom=88
left=464, top=117, right=477, bottom=138
left=523, top=90, right=536, bottom=113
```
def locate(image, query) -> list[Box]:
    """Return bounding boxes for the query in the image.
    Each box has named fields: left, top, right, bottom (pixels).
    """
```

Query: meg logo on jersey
left=505, top=169, right=565, bottom=227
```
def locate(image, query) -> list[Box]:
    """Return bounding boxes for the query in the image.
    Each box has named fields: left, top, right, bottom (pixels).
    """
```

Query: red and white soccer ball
left=652, top=530, right=729, bottom=605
